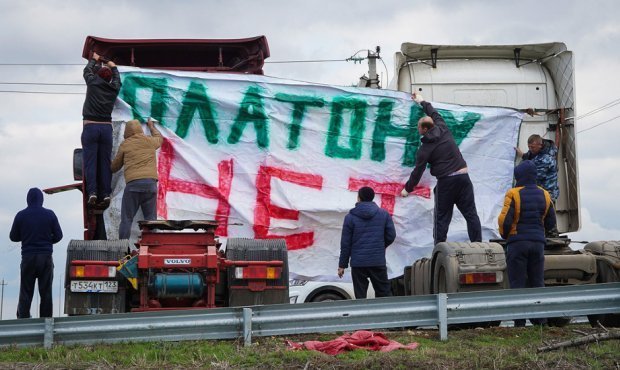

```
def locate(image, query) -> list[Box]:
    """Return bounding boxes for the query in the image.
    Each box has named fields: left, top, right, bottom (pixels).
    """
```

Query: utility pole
left=356, top=46, right=382, bottom=89
left=367, top=46, right=381, bottom=89
left=0, top=279, right=7, bottom=320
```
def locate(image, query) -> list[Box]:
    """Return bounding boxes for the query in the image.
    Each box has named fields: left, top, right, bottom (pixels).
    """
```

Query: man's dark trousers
left=433, top=173, right=482, bottom=244
left=81, top=124, right=113, bottom=198
left=507, top=240, right=547, bottom=326
left=17, top=254, right=54, bottom=319
left=351, top=266, right=392, bottom=299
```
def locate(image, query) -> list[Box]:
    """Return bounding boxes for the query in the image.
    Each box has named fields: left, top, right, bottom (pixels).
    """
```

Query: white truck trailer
left=389, top=42, right=619, bottom=327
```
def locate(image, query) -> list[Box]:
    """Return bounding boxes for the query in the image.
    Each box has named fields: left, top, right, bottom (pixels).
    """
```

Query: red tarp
left=285, top=330, right=419, bottom=355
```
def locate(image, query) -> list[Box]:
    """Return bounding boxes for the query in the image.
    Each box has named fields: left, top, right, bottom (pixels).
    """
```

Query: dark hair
left=358, top=186, right=375, bottom=202
left=97, top=67, right=112, bottom=82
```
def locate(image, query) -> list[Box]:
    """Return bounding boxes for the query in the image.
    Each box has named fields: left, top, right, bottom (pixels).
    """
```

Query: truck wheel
left=588, top=259, right=620, bottom=327
left=226, top=238, right=289, bottom=306
left=64, top=239, right=132, bottom=315
left=547, top=317, right=572, bottom=327
left=311, top=292, right=344, bottom=302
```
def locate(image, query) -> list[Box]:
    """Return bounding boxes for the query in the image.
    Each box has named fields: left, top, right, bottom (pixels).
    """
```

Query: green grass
left=0, top=325, right=618, bottom=369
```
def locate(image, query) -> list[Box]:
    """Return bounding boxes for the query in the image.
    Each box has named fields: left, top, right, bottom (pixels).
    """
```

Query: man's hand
left=92, top=51, right=100, bottom=61
left=515, top=147, right=523, bottom=158
left=147, top=118, right=156, bottom=129
left=412, top=92, right=424, bottom=104
left=107, top=60, right=116, bottom=68
left=337, top=267, right=345, bottom=278
left=401, top=188, right=409, bottom=197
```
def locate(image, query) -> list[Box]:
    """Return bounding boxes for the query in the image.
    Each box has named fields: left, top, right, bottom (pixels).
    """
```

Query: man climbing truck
left=387, top=42, right=619, bottom=327
left=44, top=36, right=288, bottom=315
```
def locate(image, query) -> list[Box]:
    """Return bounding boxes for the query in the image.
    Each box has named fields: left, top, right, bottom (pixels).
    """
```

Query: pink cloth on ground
left=285, top=330, right=419, bottom=355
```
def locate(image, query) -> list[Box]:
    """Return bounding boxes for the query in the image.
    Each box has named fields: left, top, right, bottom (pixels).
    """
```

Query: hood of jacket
left=27, top=187, right=43, bottom=207
left=350, top=201, right=380, bottom=220
left=124, top=120, right=144, bottom=139
left=515, top=160, right=537, bottom=187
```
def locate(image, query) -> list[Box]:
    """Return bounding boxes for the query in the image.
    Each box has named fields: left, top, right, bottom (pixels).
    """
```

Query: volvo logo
left=164, top=258, right=191, bottom=265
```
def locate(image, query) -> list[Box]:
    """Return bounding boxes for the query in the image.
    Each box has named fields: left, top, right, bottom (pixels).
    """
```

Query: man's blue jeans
left=119, top=179, right=158, bottom=239
left=81, top=124, right=113, bottom=198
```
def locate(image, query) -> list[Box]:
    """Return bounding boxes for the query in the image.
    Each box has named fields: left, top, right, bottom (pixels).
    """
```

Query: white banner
left=106, top=67, right=522, bottom=281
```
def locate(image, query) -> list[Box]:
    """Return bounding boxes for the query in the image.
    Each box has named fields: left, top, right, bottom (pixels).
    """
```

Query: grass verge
left=0, top=324, right=618, bottom=369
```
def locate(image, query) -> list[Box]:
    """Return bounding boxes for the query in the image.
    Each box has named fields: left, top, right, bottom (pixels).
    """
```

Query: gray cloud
left=1, top=0, right=619, bottom=318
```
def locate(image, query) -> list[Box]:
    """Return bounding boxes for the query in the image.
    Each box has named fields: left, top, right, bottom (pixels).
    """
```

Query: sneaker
left=87, top=194, right=97, bottom=206
left=102, top=196, right=111, bottom=208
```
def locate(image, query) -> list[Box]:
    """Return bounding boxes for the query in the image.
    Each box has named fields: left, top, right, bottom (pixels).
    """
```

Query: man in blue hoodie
left=498, top=160, right=556, bottom=327
left=10, top=188, right=63, bottom=319
left=338, top=187, right=396, bottom=299
left=401, top=93, right=482, bottom=245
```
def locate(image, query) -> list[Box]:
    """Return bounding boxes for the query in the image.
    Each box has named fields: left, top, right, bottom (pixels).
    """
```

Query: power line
left=577, top=114, right=620, bottom=134
left=0, top=82, right=83, bottom=86
left=569, top=97, right=620, bottom=121
left=0, top=63, right=82, bottom=66
left=0, top=90, right=83, bottom=95
left=265, top=59, right=348, bottom=64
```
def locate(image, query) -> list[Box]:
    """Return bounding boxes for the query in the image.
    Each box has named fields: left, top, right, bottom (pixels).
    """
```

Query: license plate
left=70, top=280, right=118, bottom=293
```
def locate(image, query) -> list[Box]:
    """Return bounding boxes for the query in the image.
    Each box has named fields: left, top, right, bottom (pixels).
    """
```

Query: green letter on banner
left=274, top=93, right=325, bottom=150
left=121, top=74, right=169, bottom=125
left=227, top=86, right=269, bottom=148
left=176, top=81, right=219, bottom=143
left=325, top=97, right=367, bottom=159
left=371, top=100, right=425, bottom=167
left=437, top=109, right=482, bottom=146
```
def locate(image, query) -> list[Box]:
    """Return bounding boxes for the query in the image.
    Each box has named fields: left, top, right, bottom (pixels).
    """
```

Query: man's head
left=418, top=116, right=434, bottom=135
left=97, top=66, right=112, bottom=82
left=527, top=134, right=544, bottom=155
left=357, top=186, right=375, bottom=202
left=124, top=120, right=143, bottom=139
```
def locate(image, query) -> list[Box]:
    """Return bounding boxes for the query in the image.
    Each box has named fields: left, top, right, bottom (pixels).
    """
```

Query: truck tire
left=585, top=241, right=620, bottom=327
left=588, top=259, right=620, bottom=327
left=64, top=239, right=132, bottom=315
left=403, top=266, right=412, bottom=296
left=433, top=246, right=500, bottom=329
left=547, top=317, right=572, bottom=327
left=226, top=238, right=289, bottom=306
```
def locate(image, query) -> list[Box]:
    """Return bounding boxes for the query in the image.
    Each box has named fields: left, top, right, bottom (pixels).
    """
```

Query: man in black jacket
left=10, top=188, right=63, bottom=318
left=338, top=187, right=396, bottom=298
left=82, top=51, right=122, bottom=207
left=401, top=93, right=481, bottom=245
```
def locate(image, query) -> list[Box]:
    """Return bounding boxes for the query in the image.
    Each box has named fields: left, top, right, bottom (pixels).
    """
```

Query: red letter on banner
left=254, top=166, right=323, bottom=250
left=158, top=139, right=234, bottom=236
left=348, top=178, right=430, bottom=215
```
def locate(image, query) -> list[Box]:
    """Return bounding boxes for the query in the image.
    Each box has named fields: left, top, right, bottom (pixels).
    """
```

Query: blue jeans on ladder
left=81, top=123, right=113, bottom=199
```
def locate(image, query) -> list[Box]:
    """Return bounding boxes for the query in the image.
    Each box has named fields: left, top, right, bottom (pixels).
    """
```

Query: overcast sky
left=0, top=0, right=618, bottom=319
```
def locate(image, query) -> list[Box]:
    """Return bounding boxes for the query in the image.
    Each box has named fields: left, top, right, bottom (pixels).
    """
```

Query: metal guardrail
left=0, top=283, right=618, bottom=348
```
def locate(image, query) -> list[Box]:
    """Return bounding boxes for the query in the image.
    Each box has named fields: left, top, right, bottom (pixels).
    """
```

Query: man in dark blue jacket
left=82, top=51, right=122, bottom=207
left=401, top=93, right=481, bottom=245
left=498, top=160, right=556, bottom=327
left=338, top=187, right=396, bottom=298
left=10, top=188, right=63, bottom=319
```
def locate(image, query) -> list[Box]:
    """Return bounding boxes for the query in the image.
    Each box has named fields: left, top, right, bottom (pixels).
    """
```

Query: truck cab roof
left=82, top=35, right=270, bottom=74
